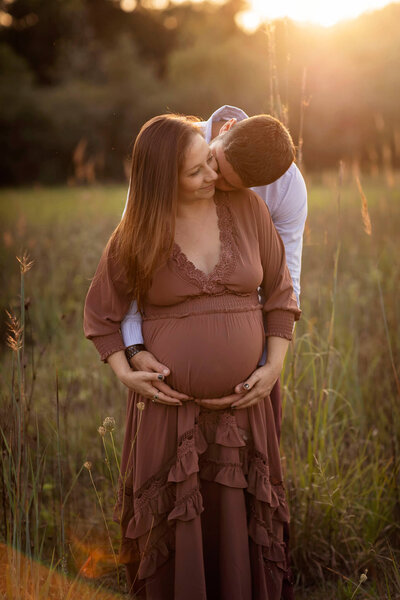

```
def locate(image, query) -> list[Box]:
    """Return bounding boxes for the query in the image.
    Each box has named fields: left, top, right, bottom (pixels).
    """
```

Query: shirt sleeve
left=119, top=185, right=145, bottom=345
left=121, top=300, right=144, bottom=345
left=83, top=241, right=132, bottom=362
left=268, top=165, right=307, bottom=304
left=248, top=190, right=301, bottom=340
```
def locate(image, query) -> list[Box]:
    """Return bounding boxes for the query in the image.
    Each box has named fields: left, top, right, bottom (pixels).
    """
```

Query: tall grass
left=282, top=170, right=400, bottom=598
left=0, top=177, right=399, bottom=598
left=0, top=190, right=130, bottom=596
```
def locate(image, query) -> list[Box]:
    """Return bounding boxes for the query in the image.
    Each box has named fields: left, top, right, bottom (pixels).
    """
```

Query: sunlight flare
left=238, top=0, right=396, bottom=29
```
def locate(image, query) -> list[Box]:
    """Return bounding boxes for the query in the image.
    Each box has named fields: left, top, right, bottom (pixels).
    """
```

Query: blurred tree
left=1, top=0, right=79, bottom=84
left=85, top=0, right=176, bottom=77
left=1, top=0, right=400, bottom=183
left=0, top=42, right=53, bottom=182
left=167, top=35, right=269, bottom=118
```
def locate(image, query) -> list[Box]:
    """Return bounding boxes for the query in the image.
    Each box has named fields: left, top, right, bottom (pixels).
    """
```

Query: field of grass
left=0, top=172, right=399, bottom=599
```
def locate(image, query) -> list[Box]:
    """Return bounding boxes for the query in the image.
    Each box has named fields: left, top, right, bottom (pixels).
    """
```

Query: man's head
left=210, top=115, right=295, bottom=191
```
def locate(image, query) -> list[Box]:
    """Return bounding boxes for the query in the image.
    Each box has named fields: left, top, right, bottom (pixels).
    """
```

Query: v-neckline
left=171, top=193, right=239, bottom=293
left=173, top=197, right=222, bottom=279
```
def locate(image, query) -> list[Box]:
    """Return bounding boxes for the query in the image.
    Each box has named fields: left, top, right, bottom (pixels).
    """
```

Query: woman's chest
left=174, top=213, right=221, bottom=277
left=146, top=198, right=263, bottom=307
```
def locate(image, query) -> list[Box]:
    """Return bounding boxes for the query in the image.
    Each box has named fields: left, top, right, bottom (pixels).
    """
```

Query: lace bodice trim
left=171, top=195, right=239, bottom=293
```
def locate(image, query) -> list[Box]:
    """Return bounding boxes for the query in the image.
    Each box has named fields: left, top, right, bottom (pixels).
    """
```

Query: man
left=120, top=105, right=307, bottom=439
left=116, top=105, right=304, bottom=600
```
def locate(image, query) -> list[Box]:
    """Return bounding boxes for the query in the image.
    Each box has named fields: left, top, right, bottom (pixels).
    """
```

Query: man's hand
left=230, top=362, right=281, bottom=409
left=130, top=350, right=170, bottom=375
left=130, top=350, right=192, bottom=403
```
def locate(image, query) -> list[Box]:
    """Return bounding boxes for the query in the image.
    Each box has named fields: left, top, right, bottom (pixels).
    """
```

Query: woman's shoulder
left=216, top=188, right=271, bottom=222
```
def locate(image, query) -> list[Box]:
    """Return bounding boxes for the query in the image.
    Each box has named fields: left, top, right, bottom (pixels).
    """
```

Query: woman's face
left=178, top=133, right=218, bottom=204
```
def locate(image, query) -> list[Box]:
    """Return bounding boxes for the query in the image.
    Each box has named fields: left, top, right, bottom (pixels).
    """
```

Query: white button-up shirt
left=121, top=105, right=307, bottom=346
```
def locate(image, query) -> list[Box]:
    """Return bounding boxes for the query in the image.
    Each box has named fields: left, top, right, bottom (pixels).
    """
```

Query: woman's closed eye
left=189, top=155, right=215, bottom=177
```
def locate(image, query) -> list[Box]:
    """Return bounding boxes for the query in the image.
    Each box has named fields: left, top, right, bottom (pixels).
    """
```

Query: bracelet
left=125, top=344, right=146, bottom=362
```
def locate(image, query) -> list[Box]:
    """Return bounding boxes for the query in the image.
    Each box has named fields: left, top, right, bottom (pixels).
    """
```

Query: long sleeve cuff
left=90, top=331, right=126, bottom=362
left=265, top=309, right=295, bottom=341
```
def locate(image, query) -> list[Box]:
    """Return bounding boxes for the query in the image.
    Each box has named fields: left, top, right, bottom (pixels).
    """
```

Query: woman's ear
left=218, top=118, right=237, bottom=135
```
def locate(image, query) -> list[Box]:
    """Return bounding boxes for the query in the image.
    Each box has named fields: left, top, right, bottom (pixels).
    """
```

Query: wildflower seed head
left=137, top=401, right=145, bottom=411
left=359, top=569, right=368, bottom=584
left=103, top=416, right=115, bottom=432
left=17, top=251, right=34, bottom=274
left=6, top=310, right=23, bottom=352
left=97, top=426, right=106, bottom=437
left=84, top=461, right=92, bottom=471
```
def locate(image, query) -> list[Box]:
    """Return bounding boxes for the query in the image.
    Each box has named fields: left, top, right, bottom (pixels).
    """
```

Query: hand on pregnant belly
left=195, top=362, right=281, bottom=410
left=231, top=362, right=282, bottom=409
left=194, top=391, right=245, bottom=411
left=144, top=310, right=265, bottom=399
left=130, top=350, right=192, bottom=403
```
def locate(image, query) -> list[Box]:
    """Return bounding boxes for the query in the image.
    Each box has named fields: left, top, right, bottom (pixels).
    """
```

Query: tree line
left=1, top=0, right=399, bottom=184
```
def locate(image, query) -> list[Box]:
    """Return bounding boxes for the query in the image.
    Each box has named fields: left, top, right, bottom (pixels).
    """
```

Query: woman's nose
left=206, top=164, right=218, bottom=181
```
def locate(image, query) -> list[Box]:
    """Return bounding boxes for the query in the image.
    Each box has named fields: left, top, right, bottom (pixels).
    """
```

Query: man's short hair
left=221, top=115, right=295, bottom=186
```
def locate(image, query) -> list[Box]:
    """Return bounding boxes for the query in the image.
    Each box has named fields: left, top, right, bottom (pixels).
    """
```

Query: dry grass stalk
left=17, top=251, right=34, bottom=274
left=6, top=310, right=23, bottom=353
left=355, top=175, right=372, bottom=236
left=70, top=138, right=102, bottom=185
left=297, top=68, right=310, bottom=172
left=265, top=22, right=284, bottom=122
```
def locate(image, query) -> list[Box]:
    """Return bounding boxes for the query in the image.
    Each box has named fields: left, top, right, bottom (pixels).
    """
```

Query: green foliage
left=1, top=1, right=400, bottom=183
left=167, top=36, right=270, bottom=117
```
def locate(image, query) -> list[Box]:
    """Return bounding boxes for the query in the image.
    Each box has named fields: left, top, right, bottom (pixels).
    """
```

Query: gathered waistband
left=143, top=291, right=262, bottom=321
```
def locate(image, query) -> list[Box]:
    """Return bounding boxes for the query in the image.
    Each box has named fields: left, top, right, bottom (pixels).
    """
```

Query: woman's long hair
left=109, top=114, right=201, bottom=311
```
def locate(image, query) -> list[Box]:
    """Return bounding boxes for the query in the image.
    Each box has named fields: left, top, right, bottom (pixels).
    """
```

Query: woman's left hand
left=230, top=362, right=282, bottom=409
left=231, top=336, right=290, bottom=409
left=194, top=363, right=280, bottom=411
left=195, top=337, right=289, bottom=411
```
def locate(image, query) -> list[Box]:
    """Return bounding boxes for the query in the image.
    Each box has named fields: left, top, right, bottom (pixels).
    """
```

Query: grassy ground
left=0, top=172, right=399, bottom=599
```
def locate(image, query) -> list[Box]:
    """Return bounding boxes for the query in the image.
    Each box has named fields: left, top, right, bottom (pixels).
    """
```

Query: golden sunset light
left=119, top=0, right=399, bottom=30
left=236, top=0, right=398, bottom=30
left=2, top=0, right=400, bottom=596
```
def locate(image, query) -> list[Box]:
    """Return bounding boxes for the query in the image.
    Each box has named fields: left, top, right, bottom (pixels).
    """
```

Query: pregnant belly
left=143, top=307, right=264, bottom=399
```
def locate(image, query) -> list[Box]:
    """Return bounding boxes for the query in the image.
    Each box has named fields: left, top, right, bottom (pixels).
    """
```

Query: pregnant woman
left=84, top=114, right=300, bottom=600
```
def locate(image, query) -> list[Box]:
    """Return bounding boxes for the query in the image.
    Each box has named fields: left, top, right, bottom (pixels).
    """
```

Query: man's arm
left=121, top=300, right=144, bottom=345
left=121, top=303, right=190, bottom=400
left=121, top=188, right=145, bottom=347
left=256, top=164, right=307, bottom=304
left=120, top=202, right=169, bottom=373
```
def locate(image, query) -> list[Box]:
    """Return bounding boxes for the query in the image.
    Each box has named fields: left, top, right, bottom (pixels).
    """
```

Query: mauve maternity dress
left=84, top=189, right=300, bottom=600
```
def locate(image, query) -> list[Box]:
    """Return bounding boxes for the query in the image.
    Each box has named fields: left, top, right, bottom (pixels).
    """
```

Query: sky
left=238, top=0, right=397, bottom=29
left=120, top=0, right=397, bottom=30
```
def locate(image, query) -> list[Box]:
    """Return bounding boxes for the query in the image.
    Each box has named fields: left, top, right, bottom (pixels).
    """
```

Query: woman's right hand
left=129, top=349, right=192, bottom=404
left=107, top=349, right=190, bottom=406
left=119, top=370, right=183, bottom=406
